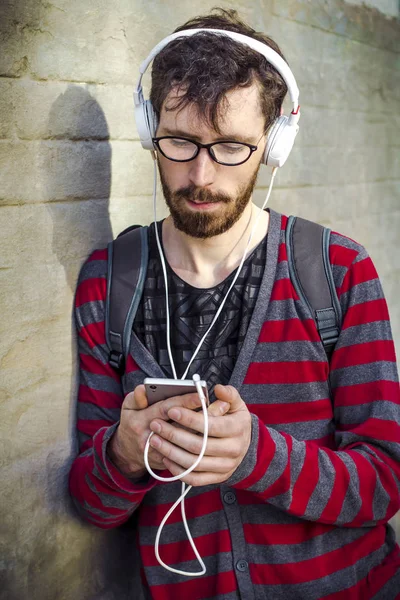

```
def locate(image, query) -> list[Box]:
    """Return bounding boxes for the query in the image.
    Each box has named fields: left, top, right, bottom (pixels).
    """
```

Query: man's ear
left=280, top=106, right=284, bottom=116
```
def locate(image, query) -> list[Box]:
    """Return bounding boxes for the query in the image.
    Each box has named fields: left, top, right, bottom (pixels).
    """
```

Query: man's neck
left=161, top=202, right=269, bottom=289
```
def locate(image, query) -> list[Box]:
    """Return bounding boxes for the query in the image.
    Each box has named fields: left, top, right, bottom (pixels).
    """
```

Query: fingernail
left=220, top=402, right=229, bottom=413
left=168, top=408, right=181, bottom=421
left=150, top=435, right=161, bottom=448
left=150, top=421, right=161, bottom=434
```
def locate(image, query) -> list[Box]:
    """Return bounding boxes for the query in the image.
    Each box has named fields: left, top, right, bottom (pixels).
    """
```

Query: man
left=69, top=8, right=400, bottom=599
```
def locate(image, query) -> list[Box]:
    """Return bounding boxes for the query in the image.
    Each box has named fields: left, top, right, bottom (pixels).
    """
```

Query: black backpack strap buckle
left=316, top=307, right=340, bottom=357
left=108, top=350, right=125, bottom=374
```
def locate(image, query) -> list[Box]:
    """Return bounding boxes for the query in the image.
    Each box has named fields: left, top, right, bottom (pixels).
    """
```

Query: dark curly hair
left=150, top=8, right=288, bottom=135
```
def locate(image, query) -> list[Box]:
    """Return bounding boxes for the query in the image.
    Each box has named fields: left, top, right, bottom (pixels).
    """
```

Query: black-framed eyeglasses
left=152, top=133, right=265, bottom=167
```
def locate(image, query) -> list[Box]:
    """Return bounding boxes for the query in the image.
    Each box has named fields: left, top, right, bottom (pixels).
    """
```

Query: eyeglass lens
left=157, top=138, right=252, bottom=165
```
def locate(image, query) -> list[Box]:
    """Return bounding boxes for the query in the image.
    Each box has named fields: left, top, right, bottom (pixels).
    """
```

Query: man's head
left=149, top=8, right=288, bottom=238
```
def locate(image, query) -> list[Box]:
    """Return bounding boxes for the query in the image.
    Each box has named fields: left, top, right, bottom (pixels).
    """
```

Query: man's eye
left=170, top=139, right=191, bottom=147
left=219, top=143, right=244, bottom=153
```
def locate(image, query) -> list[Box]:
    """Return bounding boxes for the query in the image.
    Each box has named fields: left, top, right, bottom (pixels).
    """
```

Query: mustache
left=174, top=184, right=231, bottom=204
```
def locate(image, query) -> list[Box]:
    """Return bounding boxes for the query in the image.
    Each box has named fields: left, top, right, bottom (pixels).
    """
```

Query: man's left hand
left=148, top=384, right=252, bottom=486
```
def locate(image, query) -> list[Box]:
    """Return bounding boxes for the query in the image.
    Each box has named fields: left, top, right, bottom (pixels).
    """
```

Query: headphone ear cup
left=263, top=115, right=299, bottom=168
left=134, top=100, right=158, bottom=150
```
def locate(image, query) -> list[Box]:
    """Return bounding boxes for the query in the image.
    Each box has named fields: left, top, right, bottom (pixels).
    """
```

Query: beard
left=158, top=163, right=260, bottom=239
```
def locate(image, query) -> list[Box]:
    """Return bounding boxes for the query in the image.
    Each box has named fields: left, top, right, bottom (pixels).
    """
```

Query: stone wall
left=345, top=0, right=399, bottom=18
left=1, top=1, right=399, bottom=598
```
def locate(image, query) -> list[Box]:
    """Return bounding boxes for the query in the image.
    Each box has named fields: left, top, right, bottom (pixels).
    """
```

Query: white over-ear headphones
left=134, top=28, right=300, bottom=168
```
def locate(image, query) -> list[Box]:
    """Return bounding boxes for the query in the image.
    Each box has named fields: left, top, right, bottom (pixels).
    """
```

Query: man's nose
left=188, top=148, right=216, bottom=188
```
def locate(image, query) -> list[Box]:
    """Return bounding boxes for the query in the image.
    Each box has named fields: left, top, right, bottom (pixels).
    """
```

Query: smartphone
left=144, top=377, right=209, bottom=406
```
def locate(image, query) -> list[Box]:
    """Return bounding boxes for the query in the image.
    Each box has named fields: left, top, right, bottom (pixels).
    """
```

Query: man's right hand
left=107, top=384, right=229, bottom=479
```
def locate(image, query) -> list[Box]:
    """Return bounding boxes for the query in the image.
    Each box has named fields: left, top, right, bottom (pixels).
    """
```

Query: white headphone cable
left=143, top=158, right=208, bottom=575
left=144, top=154, right=277, bottom=575
left=152, top=374, right=208, bottom=576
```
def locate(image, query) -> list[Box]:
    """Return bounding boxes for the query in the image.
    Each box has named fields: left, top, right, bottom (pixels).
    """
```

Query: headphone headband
left=134, top=28, right=299, bottom=119
left=134, top=27, right=300, bottom=167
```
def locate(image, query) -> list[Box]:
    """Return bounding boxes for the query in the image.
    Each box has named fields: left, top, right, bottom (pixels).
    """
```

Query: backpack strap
left=286, top=216, right=342, bottom=361
left=106, top=225, right=148, bottom=373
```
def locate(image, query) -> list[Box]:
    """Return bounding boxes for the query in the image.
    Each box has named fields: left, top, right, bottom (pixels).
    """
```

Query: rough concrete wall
left=345, top=0, right=399, bottom=19
left=0, top=1, right=399, bottom=598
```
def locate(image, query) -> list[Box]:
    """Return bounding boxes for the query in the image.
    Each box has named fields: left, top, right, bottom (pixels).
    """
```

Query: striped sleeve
left=227, top=235, right=400, bottom=527
left=68, top=249, right=156, bottom=529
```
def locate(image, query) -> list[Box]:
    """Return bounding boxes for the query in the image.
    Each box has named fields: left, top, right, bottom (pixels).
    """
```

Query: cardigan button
left=223, top=491, right=236, bottom=505
left=236, top=559, right=248, bottom=572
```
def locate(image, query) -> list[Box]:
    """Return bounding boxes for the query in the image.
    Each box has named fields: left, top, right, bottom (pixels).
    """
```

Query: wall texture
left=0, top=1, right=399, bottom=598
left=346, top=0, right=399, bottom=18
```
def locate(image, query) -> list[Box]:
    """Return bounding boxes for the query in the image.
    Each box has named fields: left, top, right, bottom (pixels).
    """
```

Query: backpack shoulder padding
left=106, top=225, right=148, bottom=373
left=286, top=216, right=342, bottom=360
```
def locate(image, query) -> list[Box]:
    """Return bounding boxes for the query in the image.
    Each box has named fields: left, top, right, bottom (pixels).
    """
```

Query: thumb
left=213, top=385, right=243, bottom=413
left=123, top=384, right=148, bottom=410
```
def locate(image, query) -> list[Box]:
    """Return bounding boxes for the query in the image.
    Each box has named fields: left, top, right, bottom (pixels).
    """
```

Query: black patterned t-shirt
left=133, top=221, right=267, bottom=400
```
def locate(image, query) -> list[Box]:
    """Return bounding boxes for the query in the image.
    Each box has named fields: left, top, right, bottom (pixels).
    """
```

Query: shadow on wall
left=44, top=87, right=143, bottom=599
left=46, top=84, right=113, bottom=291
left=46, top=83, right=113, bottom=468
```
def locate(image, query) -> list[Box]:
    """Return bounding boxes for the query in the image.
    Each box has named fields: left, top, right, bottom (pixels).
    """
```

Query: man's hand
left=108, top=384, right=230, bottom=479
left=147, top=384, right=252, bottom=486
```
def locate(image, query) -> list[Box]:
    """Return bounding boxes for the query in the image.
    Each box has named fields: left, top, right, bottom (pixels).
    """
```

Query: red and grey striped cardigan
left=69, top=210, right=400, bottom=599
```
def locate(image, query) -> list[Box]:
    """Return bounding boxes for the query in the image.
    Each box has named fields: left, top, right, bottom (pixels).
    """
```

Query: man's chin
left=168, top=202, right=242, bottom=239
